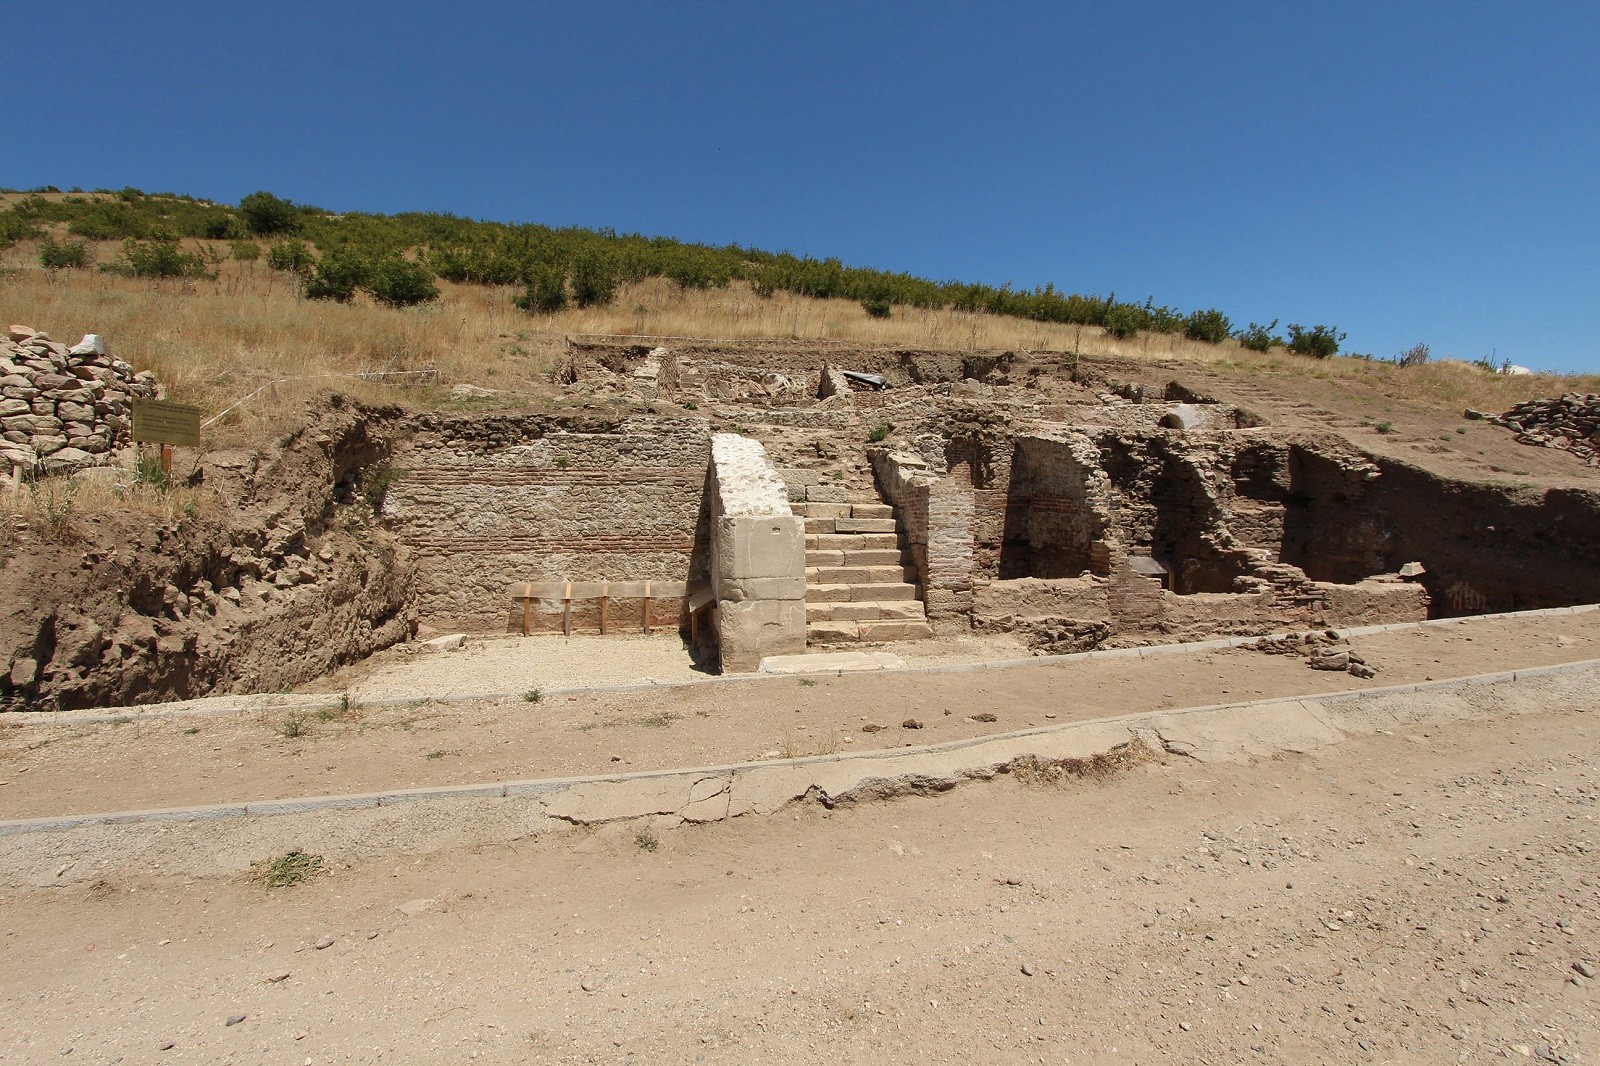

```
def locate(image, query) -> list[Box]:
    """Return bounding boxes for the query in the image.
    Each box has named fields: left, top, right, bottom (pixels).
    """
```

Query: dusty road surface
left=3, top=611, right=1599, bottom=819
left=3, top=697, right=1596, bottom=1063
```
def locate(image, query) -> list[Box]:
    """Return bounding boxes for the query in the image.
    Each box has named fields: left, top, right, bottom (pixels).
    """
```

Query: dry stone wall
left=1491, top=394, right=1600, bottom=466
left=2, top=325, right=156, bottom=475
left=384, top=415, right=711, bottom=629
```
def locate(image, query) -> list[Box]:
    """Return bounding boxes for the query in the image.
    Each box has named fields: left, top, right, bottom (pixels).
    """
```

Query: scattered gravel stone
left=1019, top=962, right=1035, bottom=977
left=225, top=1014, right=246, bottom=1027
left=581, top=979, right=599, bottom=992
left=900, top=718, right=923, bottom=730
left=314, top=936, right=334, bottom=950
left=1574, top=960, right=1597, bottom=979
left=158, top=1041, right=175, bottom=1051
left=266, top=971, right=291, bottom=983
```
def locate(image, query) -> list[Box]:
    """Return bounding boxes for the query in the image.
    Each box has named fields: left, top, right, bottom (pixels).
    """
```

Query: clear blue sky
left=7, top=1, right=1598, bottom=372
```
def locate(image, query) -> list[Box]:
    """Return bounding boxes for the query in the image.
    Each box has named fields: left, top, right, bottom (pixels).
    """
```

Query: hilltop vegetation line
left=0, top=186, right=1342, bottom=356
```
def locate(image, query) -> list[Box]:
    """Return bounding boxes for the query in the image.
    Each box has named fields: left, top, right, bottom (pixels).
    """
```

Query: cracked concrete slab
left=1, top=665, right=1594, bottom=888
left=1140, top=700, right=1342, bottom=764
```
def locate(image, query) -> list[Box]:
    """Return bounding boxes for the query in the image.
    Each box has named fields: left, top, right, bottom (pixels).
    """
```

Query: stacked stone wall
left=1, top=325, right=156, bottom=475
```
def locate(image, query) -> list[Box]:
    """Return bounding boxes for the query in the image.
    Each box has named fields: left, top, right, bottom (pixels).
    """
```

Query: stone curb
left=4, top=657, right=1595, bottom=840
left=8, top=603, right=1597, bottom=729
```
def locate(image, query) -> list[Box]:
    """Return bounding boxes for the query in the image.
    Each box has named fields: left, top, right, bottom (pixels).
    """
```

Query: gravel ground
left=3, top=697, right=1596, bottom=1063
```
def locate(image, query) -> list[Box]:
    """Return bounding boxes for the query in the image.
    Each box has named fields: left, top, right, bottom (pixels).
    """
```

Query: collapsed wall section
left=706, top=433, right=806, bottom=671
left=385, top=415, right=711, bottom=629
left=1000, top=431, right=1110, bottom=579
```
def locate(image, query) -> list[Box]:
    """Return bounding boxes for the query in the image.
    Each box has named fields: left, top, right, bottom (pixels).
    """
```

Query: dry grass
left=1, top=468, right=220, bottom=537
left=6, top=236, right=1597, bottom=448
left=1008, top=738, right=1158, bottom=786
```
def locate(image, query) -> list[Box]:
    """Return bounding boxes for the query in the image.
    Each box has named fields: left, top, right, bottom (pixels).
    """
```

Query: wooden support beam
left=562, top=581, right=572, bottom=638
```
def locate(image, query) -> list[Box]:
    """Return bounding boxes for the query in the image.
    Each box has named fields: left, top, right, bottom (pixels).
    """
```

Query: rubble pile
left=1, top=324, right=158, bottom=475
left=1491, top=394, right=1600, bottom=465
left=1251, top=630, right=1378, bottom=680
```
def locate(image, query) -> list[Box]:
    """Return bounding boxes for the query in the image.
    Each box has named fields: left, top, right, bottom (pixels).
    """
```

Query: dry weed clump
left=1008, top=738, right=1158, bottom=786
left=1, top=469, right=220, bottom=535
left=251, top=849, right=324, bottom=888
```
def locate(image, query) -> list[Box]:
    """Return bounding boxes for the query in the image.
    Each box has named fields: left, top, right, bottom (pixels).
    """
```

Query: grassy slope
left=3, top=231, right=1596, bottom=452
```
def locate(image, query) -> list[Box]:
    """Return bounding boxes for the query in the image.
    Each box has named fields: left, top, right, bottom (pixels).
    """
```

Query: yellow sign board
left=131, top=399, right=202, bottom=448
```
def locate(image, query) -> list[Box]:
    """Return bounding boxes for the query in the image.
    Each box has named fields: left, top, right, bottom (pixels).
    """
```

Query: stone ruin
left=372, top=339, right=1600, bottom=673
left=1491, top=393, right=1600, bottom=466
left=7, top=328, right=1599, bottom=705
left=2, top=324, right=157, bottom=477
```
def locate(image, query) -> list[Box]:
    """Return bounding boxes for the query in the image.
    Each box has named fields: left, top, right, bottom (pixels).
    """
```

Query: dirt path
left=3, top=684, right=1596, bottom=1063
left=3, top=611, right=1597, bottom=821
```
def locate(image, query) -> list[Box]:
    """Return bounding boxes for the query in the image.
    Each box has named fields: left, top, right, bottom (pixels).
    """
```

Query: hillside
left=2, top=188, right=1596, bottom=452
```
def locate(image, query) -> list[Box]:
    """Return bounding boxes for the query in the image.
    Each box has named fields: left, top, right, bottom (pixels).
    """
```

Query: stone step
left=806, top=565, right=917, bottom=585
left=807, top=619, right=934, bottom=645
left=804, top=548, right=905, bottom=568
left=790, top=501, right=852, bottom=519
left=805, top=600, right=927, bottom=623
left=849, top=502, right=894, bottom=519
left=807, top=582, right=918, bottom=603
left=836, top=517, right=899, bottom=534
left=805, top=532, right=901, bottom=551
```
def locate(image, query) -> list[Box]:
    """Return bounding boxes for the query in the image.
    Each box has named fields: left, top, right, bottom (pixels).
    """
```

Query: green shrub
left=196, top=211, right=238, bottom=240
left=867, top=422, right=891, bottom=443
left=231, top=238, right=262, bottom=263
left=1235, top=320, right=1282, bottom=352
left=1103, top=302, right=1145, bottom=339
left=239, top=191, right=299, bottom=235
left=514, top=261, right=568, bottom=314
left=105, top=236, right=211, bottom=279
left=67, top=201, right=151, bottom=240
left=861, top=297, right=892, bottom=319
left=305, top=249, right=368, bottom=302
left=38, top=237, right=91, bottom=270
left=364, top=255, right=439, bottom=307
left=265, top=238, right=314, bottom=275
left=1285, top=323, right=1346, bottom=359
left=1183, top=308, right=1232, bottom=344
left=0, top=211, right=41, bottom=248
left=570, top=252, right=618, bottom=307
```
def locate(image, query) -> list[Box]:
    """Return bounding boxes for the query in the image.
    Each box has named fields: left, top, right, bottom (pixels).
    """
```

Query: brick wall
left=386, top=415, right=711, bottom=628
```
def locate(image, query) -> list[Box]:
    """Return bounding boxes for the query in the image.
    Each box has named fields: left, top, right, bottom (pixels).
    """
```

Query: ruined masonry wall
left=386, top=416, right=711, bottom=628
left=872, top=447, right=974, bottom=619
left=1002, top=432, right=1111, bottom=579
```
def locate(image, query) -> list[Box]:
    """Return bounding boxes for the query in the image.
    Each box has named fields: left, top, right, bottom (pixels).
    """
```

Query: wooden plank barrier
left=508, top=579, right=692, bottom=637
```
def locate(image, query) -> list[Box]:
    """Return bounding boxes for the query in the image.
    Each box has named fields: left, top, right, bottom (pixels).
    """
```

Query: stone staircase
left=794, top=501, right=934, bottom=645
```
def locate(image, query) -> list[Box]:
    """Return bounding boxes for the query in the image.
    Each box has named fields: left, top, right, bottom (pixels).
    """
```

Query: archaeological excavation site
left=4, top=325, right=1599, bottom=711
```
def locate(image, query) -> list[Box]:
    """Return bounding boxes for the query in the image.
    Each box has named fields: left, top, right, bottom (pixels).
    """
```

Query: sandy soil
left=302, top=629, right=1038, bottom=702
left=2, top=688, right=1595, bottom=1063
left=2, top=611, right=1596, bottom=821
